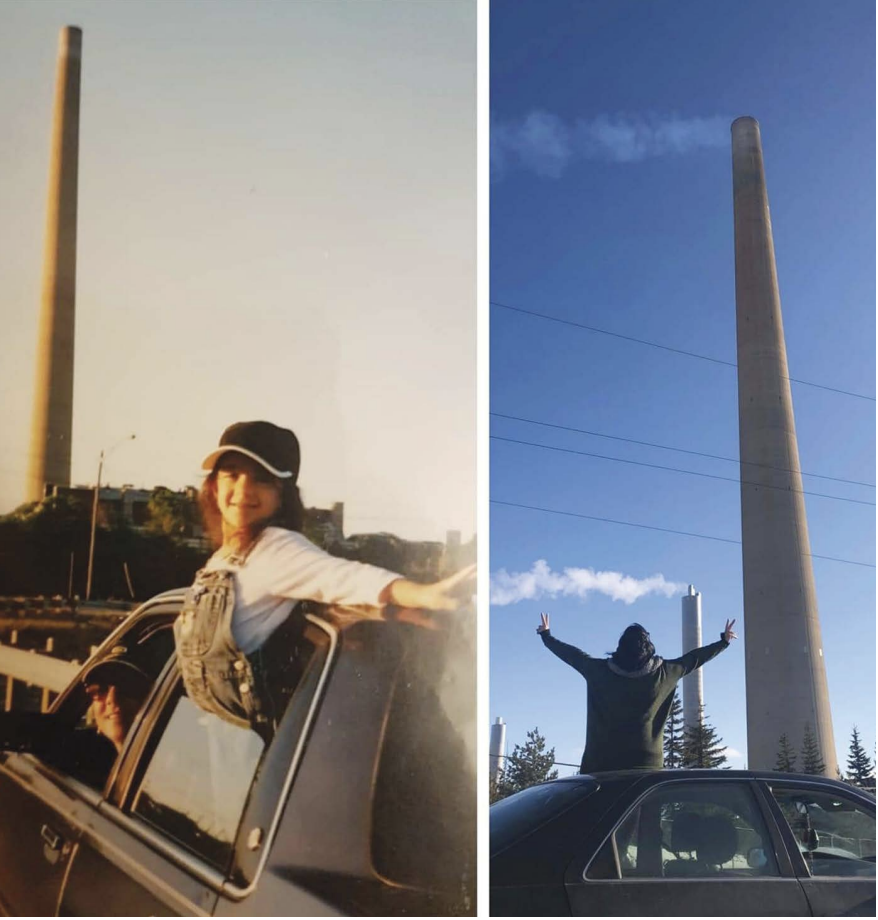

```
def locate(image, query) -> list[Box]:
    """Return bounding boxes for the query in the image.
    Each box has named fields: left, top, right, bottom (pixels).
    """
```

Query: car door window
left=770, top=786, right=876, bottom=878
left=128, top=615, right=326, bottom=874
left=132, top=687, right=265, bottom=870
left=32, top=619, right=176, bottom=791
left=588, top=781, right=779, bottom=879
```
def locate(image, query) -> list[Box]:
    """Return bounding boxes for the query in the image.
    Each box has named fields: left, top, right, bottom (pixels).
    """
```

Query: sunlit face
left=214, top=453, right=283, bottom=539
left=87, top=683, right=141, bottom=751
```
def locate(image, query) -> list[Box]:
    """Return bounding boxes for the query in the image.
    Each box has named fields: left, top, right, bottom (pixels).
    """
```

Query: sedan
left=490, top=769, right=875, bottom=916
left=0, top=591, right=475, bottom=916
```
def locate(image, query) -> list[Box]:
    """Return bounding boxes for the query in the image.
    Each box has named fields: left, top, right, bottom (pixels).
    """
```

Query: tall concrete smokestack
left=26, top=26, right=82, bottom=503
left=681, top=585, right=704, bottom=730
left=489, top=717, right=507, bottom=782
left=731, top=116, right=836, bottom=776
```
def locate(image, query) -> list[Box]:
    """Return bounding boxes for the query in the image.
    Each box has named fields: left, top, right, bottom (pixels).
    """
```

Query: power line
left=492, top=300, right=876, bottom=402
left=502, top=753, right=580, bottom=770
left=491, top=411, right=876, bottom=489
left=491, top=435, right=876, bottom=507
left=490, top=498, right=876, bottom=569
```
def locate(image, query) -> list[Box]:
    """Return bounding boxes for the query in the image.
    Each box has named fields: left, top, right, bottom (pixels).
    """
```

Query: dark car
left=0, top=591, right=475, bottom=916
left=491, top=769, right=875, bottom=916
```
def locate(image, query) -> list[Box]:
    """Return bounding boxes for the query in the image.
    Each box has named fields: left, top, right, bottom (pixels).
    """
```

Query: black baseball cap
left=200, top=421, right=300, bottom=482
left=82, top=646, right=152, bottom=697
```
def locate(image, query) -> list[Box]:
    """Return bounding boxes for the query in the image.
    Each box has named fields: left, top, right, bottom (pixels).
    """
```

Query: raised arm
left=667, top=618, right=737, bottom=678
left=536, top=612, right=592, bottom=678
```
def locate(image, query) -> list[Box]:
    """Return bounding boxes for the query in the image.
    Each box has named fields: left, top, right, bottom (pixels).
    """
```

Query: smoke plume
left=492, top=111, right=730, bottom=179
left=490, top=559, right=686, bottom=606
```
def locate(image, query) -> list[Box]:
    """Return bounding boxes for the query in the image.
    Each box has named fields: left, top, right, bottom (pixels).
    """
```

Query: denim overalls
left=174, top=567, right=272, bottom=731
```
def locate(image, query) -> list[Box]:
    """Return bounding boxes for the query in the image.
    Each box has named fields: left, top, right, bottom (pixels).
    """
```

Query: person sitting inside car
left=51, top=648, right=155, bottom=788
left=82, top=650, right=152, bottom=754
left=0, top=647, right=153, bottom=789
left=536, top=613, right=737, bottom=773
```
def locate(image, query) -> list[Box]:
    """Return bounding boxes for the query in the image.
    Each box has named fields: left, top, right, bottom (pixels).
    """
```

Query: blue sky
left=490, top=0, right=875, bottom=774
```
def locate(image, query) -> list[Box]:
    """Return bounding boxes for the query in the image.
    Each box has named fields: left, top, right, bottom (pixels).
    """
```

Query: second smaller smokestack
left=489, top=716, right=507, bottom=782
left=681, top=585, right=704, bottom=729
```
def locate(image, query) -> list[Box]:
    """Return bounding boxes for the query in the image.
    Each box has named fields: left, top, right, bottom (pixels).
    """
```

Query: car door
left=761, top=779, right=876, bottom=917
left=565, top=777, right=811, bottom=916
left=0, top=752, right=91, bottom=916
left=60, top=612, right=336, bottom=916
left=0, top=601, right=179, bottom=916
left=57, top=656, right=270, bottom=915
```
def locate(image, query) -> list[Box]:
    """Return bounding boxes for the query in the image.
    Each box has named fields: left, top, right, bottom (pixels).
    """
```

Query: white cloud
left=490, top=559, right=686, bottom=606
left=724, top=747, right=744, bottom=762
left=492, top=111, right=730, bottom=179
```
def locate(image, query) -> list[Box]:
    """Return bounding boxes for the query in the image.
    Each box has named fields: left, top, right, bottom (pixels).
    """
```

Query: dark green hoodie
left=540, top=630, right=729, bottom=773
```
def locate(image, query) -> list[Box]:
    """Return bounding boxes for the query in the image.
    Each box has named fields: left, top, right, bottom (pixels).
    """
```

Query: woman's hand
left=722, top=618, right=738, bottom=643
left=383, top=563, right=476, bottom=612
left=537, top=612, right=550, bottom=634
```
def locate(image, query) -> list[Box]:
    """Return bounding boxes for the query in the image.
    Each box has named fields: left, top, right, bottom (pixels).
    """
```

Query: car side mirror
left=747, top=847, right=768, bottom=869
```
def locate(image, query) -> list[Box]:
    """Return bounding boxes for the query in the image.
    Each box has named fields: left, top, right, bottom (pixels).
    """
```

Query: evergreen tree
left=493, top=727, right=558, bottom=800
left=663, top=691, right=685, bottom=768
left=845, top=726, right=874, bottom=788
left=774, top=733, right=797, bottom=772
left=681, top=708, right=728, bottom=768
left=800, top=723, right=826, bottom=775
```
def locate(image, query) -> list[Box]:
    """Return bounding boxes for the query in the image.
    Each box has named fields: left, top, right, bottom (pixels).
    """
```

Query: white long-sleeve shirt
left=202, top=526, right=400, bottom=653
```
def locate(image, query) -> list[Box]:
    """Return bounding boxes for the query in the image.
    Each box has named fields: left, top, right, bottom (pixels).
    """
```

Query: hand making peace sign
left=536, top=612, right=550, bottom=635
left=723, top=618, right=738, bottom=643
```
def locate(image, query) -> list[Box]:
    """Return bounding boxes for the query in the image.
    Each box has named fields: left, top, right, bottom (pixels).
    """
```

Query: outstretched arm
left=537, top=612, right=592, bottom=677
left=381, top=563, right=476, bottom=612
left=669, top=618, right=737, bottom=677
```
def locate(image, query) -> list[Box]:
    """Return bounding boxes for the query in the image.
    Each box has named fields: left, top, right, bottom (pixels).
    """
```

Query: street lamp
left=85, top=434, right=136, bottom=601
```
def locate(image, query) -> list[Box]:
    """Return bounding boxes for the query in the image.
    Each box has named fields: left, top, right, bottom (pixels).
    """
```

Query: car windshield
left=491, top=779, right=599, bottom=857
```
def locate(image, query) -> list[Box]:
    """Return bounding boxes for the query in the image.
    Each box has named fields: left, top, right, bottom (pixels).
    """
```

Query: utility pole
left=85, top=434, right=135, bottom=601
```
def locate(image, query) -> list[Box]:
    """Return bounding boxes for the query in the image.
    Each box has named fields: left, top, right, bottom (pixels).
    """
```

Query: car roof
left=537, top=769, right=871, bottom=795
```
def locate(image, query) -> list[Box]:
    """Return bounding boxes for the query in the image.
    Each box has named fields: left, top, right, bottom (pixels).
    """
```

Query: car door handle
left=40, top=823, right=69, bottom=865
left=41, top=824, right=62, bottom=850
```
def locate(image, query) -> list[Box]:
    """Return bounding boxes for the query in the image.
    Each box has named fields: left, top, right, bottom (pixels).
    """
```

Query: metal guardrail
left=0, top=646, right=80, bottom=711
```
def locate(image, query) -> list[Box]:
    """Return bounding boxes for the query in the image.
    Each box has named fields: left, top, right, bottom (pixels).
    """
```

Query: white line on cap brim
left=201, top=446, right=294, bottom=479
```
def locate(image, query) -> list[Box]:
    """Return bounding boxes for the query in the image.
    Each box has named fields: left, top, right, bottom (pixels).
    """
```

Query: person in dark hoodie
left=537, top=612, right=737, bottom=773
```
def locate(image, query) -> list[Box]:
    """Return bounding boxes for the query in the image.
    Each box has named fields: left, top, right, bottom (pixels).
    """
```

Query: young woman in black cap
left=175, top=420, right=474, bottom=731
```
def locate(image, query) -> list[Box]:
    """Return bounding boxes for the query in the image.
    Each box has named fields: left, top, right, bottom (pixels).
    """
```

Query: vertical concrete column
left=681, top=585, right=704, bottom=730
left=26, top=26, right=82, bottom=502
left=732, top=116, right=836, bottom=775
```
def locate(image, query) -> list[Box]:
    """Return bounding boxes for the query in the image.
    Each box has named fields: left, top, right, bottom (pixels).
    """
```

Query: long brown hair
left=199, top=462, right=305, bottom=549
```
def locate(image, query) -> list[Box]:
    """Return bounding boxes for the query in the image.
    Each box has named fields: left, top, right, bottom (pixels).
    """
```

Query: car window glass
left=130, top=616, right=322, bottom=873
left=588, top=782, right=779, bottom=880
left=132, top=689, right=265, bottom=870
left=770, top=786, right=876, bottom=878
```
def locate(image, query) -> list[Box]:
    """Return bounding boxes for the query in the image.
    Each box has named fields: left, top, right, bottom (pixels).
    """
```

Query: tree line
left=0, top=493, right=207, bottom=600
left=775, top=724, right=875, bottom=788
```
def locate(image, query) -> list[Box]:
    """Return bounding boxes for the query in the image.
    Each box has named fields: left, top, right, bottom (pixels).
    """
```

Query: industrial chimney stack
left=26, top=26, right=82, bottom=502
left=489, top=717, right=507, bottom=783
left=731, top=116, right=836, bottom=775
left=681, top=585, right=704, bottom=729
